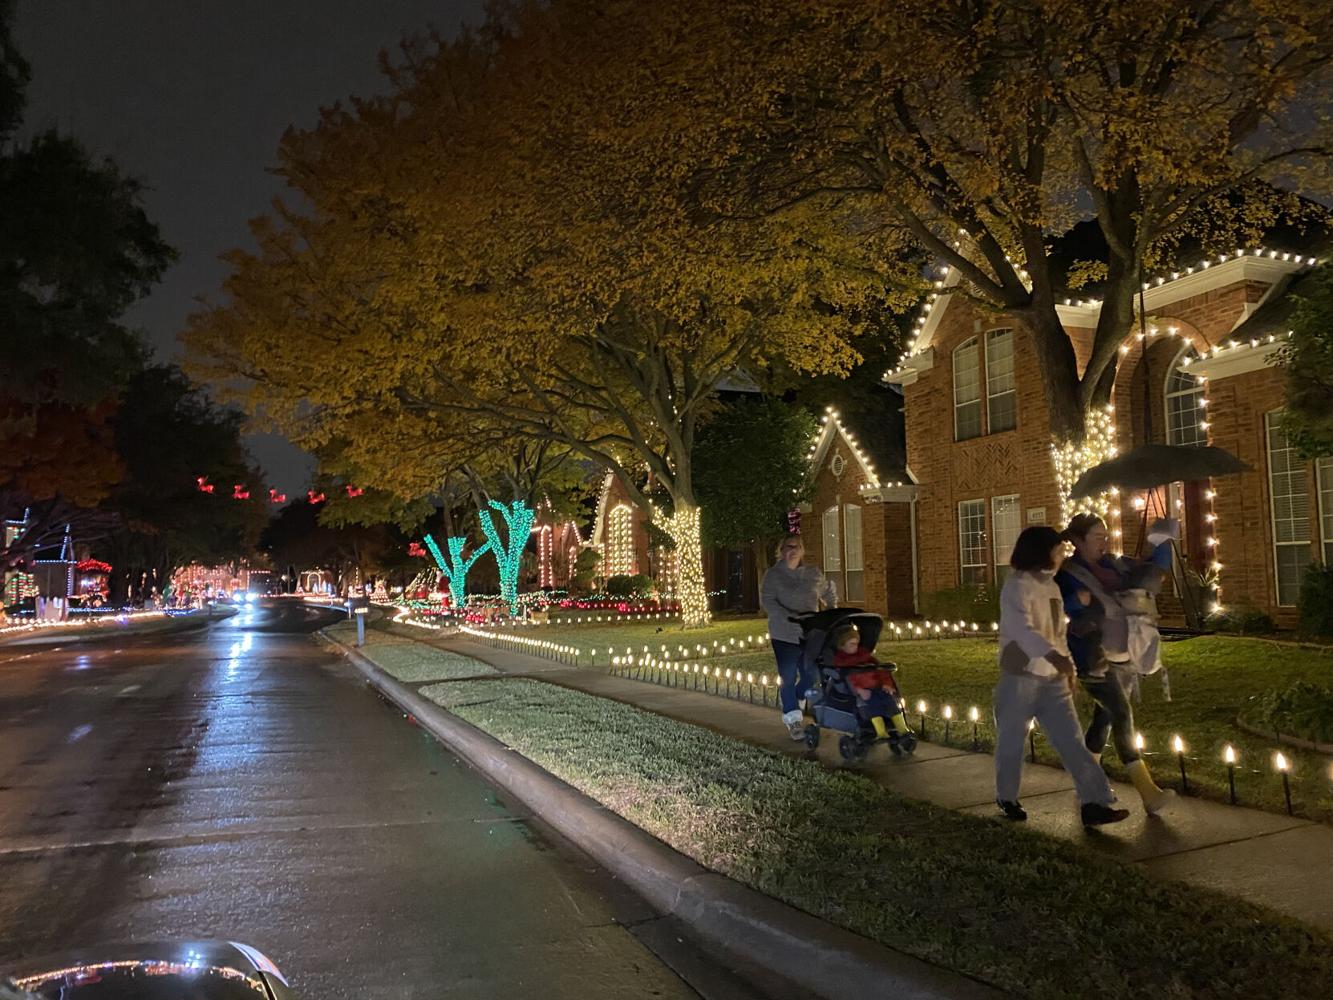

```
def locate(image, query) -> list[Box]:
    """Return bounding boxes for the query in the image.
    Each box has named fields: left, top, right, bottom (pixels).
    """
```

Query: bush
left=1207, top=603, right=1278, bottom=635
left=605, top=573, right=653, bottom=597
left=1298, top=562, right=1333, bottom=636
left=1254, top=680, right=1333, bottom=743
left=920, top=584, right=1000, bottom=625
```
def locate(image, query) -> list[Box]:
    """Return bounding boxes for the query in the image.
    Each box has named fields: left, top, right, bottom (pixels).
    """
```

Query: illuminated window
left=959, top=499, right=987, bottom=585
left=1266, top=412, right=1311, bottom=606
left=822, top=505, right=842, bottom=601
left=1318, top=456, right=1333, bottom=564
left=606, top=504, right=636, bottom=577
left=991, top=494, right=1021, bottom=584
left=953, top=337, right=982, bottom=441
left=1166, top=347, right=1207, bottom=447
left=843, top=503, right=863, bottom=603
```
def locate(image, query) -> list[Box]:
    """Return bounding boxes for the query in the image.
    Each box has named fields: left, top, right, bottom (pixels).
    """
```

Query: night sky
left=15, top=1, right=482, bottom=495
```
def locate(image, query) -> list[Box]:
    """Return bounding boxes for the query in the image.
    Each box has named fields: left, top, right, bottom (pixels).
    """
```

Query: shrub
left=605, top=573, right=654, bottom=598
left=1254, top=680, right=1333, bottom=743
left=1298, top=561, right=1333, bottom=636
left=1206, top=603, right=1277, bottom=635
left=920, top=584, right=1000, bottom=625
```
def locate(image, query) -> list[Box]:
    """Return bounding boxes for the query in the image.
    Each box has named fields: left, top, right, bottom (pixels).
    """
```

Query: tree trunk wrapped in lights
left=1052, top=405, right=1124, bottom=549
left=423, top=533, right=490, bottom=610
left=652, top=503, right=709, bottom=628
left=478, top=499, right=535, bottom=616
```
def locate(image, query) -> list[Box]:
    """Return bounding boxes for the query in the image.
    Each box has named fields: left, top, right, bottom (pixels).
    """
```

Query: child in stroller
left=794, top=608, right=917, bottom=760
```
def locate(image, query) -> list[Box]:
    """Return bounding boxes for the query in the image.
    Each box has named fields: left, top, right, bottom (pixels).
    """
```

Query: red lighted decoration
left=195, top=476, right=215, bottom=494
left=233, top=485, right=250, bottom=500
left=269, top=489, right=287, bottom=504
left=76, top=559, right=112, bottom=574
left=345, top=485, right=364, bottom=498
left=407, top=541, right=427, bottom=558
left=307, top=490, right=326, bottom=504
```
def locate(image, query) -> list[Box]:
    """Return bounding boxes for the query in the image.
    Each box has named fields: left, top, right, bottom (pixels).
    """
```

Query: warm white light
left=1224, top=744, right=1237, bottom=765
left=1276, top=752, right=1289, bottom=773
left=1172, top=735, right=1185, bottom=754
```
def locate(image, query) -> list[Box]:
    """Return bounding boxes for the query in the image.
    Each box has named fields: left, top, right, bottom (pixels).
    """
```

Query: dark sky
left=15, top=0, right=483, bottom=495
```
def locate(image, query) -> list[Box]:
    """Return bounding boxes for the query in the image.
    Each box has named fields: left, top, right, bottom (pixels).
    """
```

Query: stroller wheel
left=803, top=725, right=821, bottom=749
left=853, top=740, right=870, bottom=761
left=889, top=737, right=903, bottom=757
left=900, top=733, right=918, bottom=755
left=837, top=735, right=856, bottom=761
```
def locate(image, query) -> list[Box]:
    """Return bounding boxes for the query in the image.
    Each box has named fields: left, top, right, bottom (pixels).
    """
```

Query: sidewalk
left=395, top=624, right=1333, bottom=933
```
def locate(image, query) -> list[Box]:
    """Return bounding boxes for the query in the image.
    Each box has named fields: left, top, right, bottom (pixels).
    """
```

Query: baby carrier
left=792, top=608, right=916, bottom=760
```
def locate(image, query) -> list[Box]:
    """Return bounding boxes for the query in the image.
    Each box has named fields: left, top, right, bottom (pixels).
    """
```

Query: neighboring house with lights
left=531, top=498, right=584, bottom=590
left=885, top=236, right=1331, bottom=625
left=589, top=472, right=672, bottom=590
left=798, top=396, right=919, bottom=618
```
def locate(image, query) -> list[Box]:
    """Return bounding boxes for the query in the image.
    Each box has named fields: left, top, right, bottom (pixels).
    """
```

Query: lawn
left=327, top=620, right=497, bottom=682
left=420, top=675, right=1333, bottom=1000
left=475, top=615, right=774, bottom=665
left=606, top=634, right=1333, bottom=822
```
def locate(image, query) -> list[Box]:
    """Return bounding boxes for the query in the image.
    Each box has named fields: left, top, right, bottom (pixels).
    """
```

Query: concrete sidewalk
left=392, top=624, right=1333, bottom=933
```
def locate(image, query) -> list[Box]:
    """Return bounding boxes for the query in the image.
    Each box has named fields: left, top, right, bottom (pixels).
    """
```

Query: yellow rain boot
left=1128, top=759, right=1175, bottom=815
left=871, top=716, right=889, bottom=739
left=887, top=712, right=909, bottom=735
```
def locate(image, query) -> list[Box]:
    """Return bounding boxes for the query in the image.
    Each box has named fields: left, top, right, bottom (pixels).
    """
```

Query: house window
left=822, top=505, right=842, bottom=601
left=991, top=494, right=1021, bottom=584
left=606, top=504, right=636, bottom=577
left=959, top=499, right=988, bottom=586
left=953, top=337, right=982, bottom=441
left=1318, top=457, right=1333, bottom=564
left=985, top=329, right=1017, bottom=433
left=1266, top=412, right=1312, bottom=606
left=1166, top=348, right=1207, bottom=447
left=843, top=503, right=864, bottom=603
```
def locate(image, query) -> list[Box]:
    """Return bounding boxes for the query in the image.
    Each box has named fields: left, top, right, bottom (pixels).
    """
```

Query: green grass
left=328, top=620, right=497, bottom=682
left=420, top=676, right=1333, bottom=1000
left=483, top=615, right=773, bottom=665
left=672, top=635, right=1333, bottom=821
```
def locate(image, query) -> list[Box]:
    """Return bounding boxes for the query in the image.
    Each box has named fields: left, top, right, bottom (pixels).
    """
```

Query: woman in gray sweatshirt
left=760, top=534, right=837, bottom=739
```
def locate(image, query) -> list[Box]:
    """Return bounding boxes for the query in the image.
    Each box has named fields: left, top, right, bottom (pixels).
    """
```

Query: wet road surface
left=0, top=600, right=706, bottom=998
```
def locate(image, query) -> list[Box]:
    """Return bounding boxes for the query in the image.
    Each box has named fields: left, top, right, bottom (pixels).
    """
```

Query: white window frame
left=822, top=504, right=842, bottom=568
left=984, top=328, right=1017, bottom=434
left=953, top=337, right=982, bottom=442
left=1165, top=344, right=1207, bottom=448
left=1318, top=456, right=1333, bottom=565
left=958, top=499, right=987, bottom=586
left=991, top=494, right=1021, bottom=584
left=843, top=503, right=864, bottom=603
left=1266, top=412, right=1312, bottom=606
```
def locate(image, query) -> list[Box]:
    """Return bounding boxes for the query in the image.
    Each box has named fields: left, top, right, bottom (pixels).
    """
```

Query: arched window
left=953, top=337, right=982, bottom=441
left=606, top=504, right=636, bottom=577
left=1165, top=346, right=1207, bottom=447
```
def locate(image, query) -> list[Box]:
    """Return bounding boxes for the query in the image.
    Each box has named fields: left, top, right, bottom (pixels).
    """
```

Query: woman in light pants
left=994, top=527, right=1128, bottom=828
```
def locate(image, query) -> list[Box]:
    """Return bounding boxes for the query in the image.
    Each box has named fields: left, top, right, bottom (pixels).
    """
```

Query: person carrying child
left=831, top=624, right=909, bottom=741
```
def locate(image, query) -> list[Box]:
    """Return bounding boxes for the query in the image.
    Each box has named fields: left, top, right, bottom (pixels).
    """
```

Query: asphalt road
left=0, top=600, right=709, bottom=999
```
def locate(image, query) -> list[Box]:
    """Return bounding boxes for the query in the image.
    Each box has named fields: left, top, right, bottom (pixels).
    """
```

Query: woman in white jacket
left=994, top=526, right=1128, bottom=827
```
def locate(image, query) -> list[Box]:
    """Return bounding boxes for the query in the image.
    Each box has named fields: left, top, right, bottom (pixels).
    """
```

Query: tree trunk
left=653, top=503, right=710, bottom=628
left=1021, top=306, right=1085, bottom=443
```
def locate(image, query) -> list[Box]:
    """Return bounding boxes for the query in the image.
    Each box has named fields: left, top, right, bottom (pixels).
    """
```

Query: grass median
left=327, top=620, right=497, bottom=682
left=421, top=675, right=1333, bottom=1000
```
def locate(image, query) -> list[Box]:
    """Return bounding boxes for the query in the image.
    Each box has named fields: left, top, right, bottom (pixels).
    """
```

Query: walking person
left=761, top=534, right=836, bottom=740
left=1058, top=513, right=1176, bottom=815
left=994, top=526, right=1128, bottom=827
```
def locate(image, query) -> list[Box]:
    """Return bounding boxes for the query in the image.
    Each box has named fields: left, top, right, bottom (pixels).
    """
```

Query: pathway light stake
left=1224, top=744, right=1238, bottom=804
left=969, top=706, right=980, bottom=750
left=916, top=700, right=928, bottom=739
left=1173, top=735, right=1189, bottom=793
left=1276, top=752, right=1293, bottom=815
left=943, top=704, right=953, bottom=745
left=1028, top=718, right=1037, bottom=763
left=762, top=674, right=770, bottom=706
left=747, top=674, right=755, bottom=704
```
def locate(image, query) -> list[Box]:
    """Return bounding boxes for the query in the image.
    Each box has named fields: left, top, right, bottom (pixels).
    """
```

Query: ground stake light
left=943, top=705, right=953, bottom=744
left=1224, top=744, right=1238, bottom=804
left=916, top=700, right=928, bottom=740
left=1028, top=718, right=1037, bottom=763
left=1276, top=752, right=1293, bottom=815
left=1173, top=735, right=1189, bottom=793
left=969, top=705, right=980, bottom=750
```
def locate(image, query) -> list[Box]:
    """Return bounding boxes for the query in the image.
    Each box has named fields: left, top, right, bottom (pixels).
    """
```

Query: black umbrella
left=1069, top=443, right=1250, bottom=498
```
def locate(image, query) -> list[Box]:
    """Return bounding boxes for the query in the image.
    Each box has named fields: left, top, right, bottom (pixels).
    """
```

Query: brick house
left=885, top=246, right=1331, bottom=625
left=798, top=400, right=918, bottom=618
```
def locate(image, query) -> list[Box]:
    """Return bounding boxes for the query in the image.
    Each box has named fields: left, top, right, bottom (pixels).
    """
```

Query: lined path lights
left=1173, top=734, right=1189, bottom=793
left=969, top=705, right=981, bottom=750
left=942, top=704, right=953, bottom=744
left=1225, top=744, right=1239, bottom=804
left=1028, top=718, right=1037, bottom=763
left=1277, top=752, right=1293, bottom=815
left=916, top=700, right=928, bottom=739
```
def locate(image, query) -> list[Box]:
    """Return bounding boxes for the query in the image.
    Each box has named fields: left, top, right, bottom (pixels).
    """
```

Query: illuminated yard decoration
left=1052, top=404, right=1123, bottom=550
left=652, top=503, right=710, bottom=628
left=478, top=499, right=536, bottom=614
left=423, top=533, right=490, bottom=609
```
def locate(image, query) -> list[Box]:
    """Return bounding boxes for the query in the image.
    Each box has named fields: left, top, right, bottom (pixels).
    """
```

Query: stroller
left=793, top=608, right=917, bottom=761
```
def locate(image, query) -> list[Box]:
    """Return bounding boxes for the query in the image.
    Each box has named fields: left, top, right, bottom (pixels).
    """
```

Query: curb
left=0, top=608, right=235, bottom=649
left=322, top=629, right=1002, bottom=1000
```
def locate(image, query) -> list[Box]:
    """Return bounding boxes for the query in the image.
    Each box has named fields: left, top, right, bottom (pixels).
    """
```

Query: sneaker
left=787, top=720, right=806, bottom=741
left=1081, top=802, right=1131, bottom=827
left=996, top=799, right=1027, bottom=821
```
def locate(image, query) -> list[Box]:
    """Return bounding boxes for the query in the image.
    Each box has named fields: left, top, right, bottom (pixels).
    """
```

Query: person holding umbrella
left=1058, top=512, right=1177, bottom=814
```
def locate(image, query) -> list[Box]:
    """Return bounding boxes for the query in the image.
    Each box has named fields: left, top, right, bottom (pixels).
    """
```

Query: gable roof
left=807, top=393, right=912, bottom=494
